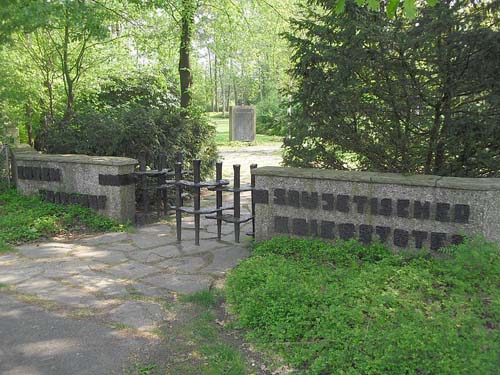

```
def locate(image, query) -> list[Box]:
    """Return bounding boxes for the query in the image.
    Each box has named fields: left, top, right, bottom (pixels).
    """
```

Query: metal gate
left=134, top=155, right=257, bottom=246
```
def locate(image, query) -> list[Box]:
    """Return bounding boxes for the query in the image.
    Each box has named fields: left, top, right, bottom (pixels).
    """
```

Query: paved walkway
left=0, top=213, right=253, bottom=374
left=0, top=145, right=283, bottom=374
left=218, top=145, right=282, bottom=183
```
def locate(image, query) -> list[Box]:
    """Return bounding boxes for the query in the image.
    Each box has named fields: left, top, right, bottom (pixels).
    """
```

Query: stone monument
left=229, top=105, right=256, bottom=142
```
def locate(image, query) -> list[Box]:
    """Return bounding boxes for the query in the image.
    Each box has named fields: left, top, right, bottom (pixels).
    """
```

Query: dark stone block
left=353, top=196, right=368, bottom=214
left=413, top=201, right=430, bottom=220
left=412, top=230, right=428, bottom=249
left=79, top=194, right=90, bottom=207
left=393, top=229, right=409, bottom=248
left=38, top=190, right=47, bottom=200
left=396, top=199, right=410, bottom=218
left=436, top=203, right=451, bottom=222
left=453, top=204, right=470, bottom=224
left=60, top=192, right=68, bottom=204
left=359, top=224, right=373, bottom=245
left=320, top=221, right=335, bottom=239
left=69, top=194, right=79, bottom=205
left=54, top=192, right=61, bottom=204
left=301, top=191, right=318, bottom=209
left=288, top=190, right=300, bottom=207
left=89, top=195, right=99, bottom=209
left=24, top=167, right=33, bottom=180
left=292, top=218, right=308, bottom=236
left=322, top=193, right=334, bottom=211
left=336, top=194, right=350, bottom=213
left=41, top=168, right=51, bottom=181
left=253, top=189, right=269, bottom=204
left=379, top=198, right=392, bottom=216
left=17, top=166, right=25, bottom=179
left=49, top=168, right=61, bottom=182
left=309, top=220, right=318, bottom=236
left=338, top=223, right=355, bottom=240
left=430, top=232, right=447, bottom=250
left=99, top=174, right=135, bottom=186
left=32, top=167, right=41, bottom=181
left=376, top=226, right=391, bottom=243
left=98, top=196, right=107, bottom=210
left=273, top=189, right=286, bottom=205
left=274, top=216, right=289, bottom=233
left=370, top=198, right=378, bottom=215
left=46, top=190, right=55, bottom=203
left=451, top=234, right=464, bottom=245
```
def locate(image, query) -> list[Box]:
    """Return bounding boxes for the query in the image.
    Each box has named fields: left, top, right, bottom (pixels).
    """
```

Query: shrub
left=36, top=69, right=217, bottom=178
left=255, top=93, right=288, bottom=136
left=37, top=105, right=217, bottom=178
left=226, top=237, right=500, bottom=374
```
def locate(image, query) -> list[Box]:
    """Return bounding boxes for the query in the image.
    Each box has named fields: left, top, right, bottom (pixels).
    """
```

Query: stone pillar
left=229, top=105, right=256, bottom=142
left=13, top=150, right=137, bottom=223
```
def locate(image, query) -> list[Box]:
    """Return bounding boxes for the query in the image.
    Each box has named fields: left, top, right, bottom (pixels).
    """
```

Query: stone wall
left=252, top=167, right=500, bottom=251
left=13, top=147, right=137, bottom=223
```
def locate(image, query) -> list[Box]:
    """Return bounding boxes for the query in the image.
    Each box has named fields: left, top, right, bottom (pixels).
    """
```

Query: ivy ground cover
left=226, top=237, right=500, bottom=374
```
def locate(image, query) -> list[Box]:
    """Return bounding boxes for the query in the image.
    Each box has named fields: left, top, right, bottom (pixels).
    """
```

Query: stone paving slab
left=103, top=262, right=160, bottom=280
left=15, top=277, right=111, bottom=309
left=65, top=271, right=130, bottom=297
left=142, top=273, right=213, bottom=294
left=71, top=247, right=128, bottom=265
left=17, top=242, right=79, bottom=259
left=157, top=255, right=208, bottom=273
left=201, top=246, right=251, bottom=275
left=107, top=301, right=165, bottom=331
left=0, top=266, right=43, bottom=285
left=127, top=247, right=181, bottom=263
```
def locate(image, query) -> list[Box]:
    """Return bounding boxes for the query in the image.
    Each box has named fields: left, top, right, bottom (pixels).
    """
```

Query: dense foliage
left=227, top=237, right=500, bottom=374
left=0, top=186, right=124, bottom=251
left=284, top=0, right=500, bottom=176
left=36, top=71, right=217, bottom=174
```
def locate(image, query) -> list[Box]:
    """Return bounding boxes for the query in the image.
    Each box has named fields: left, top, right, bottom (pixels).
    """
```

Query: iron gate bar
left=206, top=163, right=256, bottom=243
left=174, top=159, right=230, bottom=245
left=250, top=163, right=257, bottom=237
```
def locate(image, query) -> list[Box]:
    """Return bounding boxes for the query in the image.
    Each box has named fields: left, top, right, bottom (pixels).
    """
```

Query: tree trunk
left=214, top=55, right=218, bottom=112
left=25, top=103, right=33, bottom=146
left=233, top=77, right=238, bottom=106
left=207, top=48, right=214, bottom=111
left=179, top=0, right=195, bottom=110
left=226, top=84, right=231, bottom=112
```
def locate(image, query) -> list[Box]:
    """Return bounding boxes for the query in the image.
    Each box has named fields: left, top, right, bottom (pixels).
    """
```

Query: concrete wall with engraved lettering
left=252, top=167, right=500, bottom=251
left=229, top=105, right=256, bottom=142
left=13, top=147, right=137, bottom=223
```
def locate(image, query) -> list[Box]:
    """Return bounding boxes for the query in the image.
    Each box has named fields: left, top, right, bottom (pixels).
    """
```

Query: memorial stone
left=229, top=105, right=256, bottom=142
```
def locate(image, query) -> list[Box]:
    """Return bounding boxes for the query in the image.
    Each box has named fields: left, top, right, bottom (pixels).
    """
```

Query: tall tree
left=179, top=0, right=196, bottom=109
left=284, top=0, right=500, bottom=177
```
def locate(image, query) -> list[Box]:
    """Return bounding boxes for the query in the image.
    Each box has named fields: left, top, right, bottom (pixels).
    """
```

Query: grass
left=226, top=236, right=500, bottom=375
left=162, top=289, right=247, bottom=375
left=208, top=112, right=282, bottom=147
left=0, top=186, right=126, bottom=250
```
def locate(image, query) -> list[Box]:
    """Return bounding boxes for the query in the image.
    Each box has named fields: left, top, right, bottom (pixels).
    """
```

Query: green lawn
left=208, top=113, right=282, bottom=147
left=0, top=186, right=125, bottom=251
left=226, top=237, right=500, bottom=375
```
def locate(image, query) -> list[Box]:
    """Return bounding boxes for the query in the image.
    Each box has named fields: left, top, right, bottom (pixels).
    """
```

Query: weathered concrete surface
left=229, top=105, right=256, bottom=142
left=13, top=150, right=137, bottom=223
left=0, top=293, right=150, bottom=375
left=252, top=166, right=500, bottom=250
